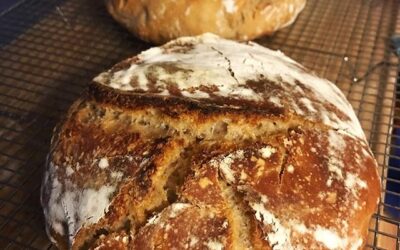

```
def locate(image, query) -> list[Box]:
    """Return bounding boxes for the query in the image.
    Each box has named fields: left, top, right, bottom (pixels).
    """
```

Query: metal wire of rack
left=0, top=0, right=399, bottom=249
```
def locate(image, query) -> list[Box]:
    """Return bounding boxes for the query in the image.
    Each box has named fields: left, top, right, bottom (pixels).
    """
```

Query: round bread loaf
left=105, top=0, right=306, bottom=44
left=41, top=34, right=380, bottom=250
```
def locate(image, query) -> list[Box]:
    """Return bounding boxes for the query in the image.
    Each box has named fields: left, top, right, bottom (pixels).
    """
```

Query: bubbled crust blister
left=105, top=0, right=306, bottom=44
left=41, top=34, right=380, bottom=249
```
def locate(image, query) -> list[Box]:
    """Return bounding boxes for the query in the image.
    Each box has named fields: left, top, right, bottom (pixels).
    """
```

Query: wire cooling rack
left=0, top=0, right=399, bottom=249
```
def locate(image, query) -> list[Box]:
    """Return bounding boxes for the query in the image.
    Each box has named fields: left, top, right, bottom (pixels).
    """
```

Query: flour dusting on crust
left=42, top=34, right=379, bottom=249
left=94, top=34, right=364, bottom=139
left=222, top=0, right=237, bottom=13
left=42, top=162, right=116, bottom=242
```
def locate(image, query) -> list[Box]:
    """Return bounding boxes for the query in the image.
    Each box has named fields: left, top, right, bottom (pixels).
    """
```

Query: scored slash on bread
left=41, top=34, right=380, bottom=249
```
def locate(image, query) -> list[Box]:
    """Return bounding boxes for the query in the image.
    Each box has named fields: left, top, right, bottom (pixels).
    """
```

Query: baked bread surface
left=41, top=34, right=380, bottom=249
left=105, top=0, right=306, bottom=44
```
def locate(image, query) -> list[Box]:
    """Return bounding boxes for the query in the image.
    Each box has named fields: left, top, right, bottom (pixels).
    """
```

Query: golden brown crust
left=41, top=36, right=380, bottom=250
left=90, top=232, right=130, bottom=250
left=132, top=204, right=233, bottom=250
left=197, top=128, right=379, bottom=249
left=87, top=81, right=287, bottom=117
left=105, top=0, right=306, bottom=44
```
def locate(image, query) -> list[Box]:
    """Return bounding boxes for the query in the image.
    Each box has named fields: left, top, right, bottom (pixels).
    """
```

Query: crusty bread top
left=203, top=129, right=379, bottom=249
left=94, top=34, right=364, bottom=139
left=41, top=34, right=380, bottom=250
left=105, top=0, right=306, bottom=43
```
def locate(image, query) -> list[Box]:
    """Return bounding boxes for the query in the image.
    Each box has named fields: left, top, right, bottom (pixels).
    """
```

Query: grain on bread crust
left=41, top=34, right=380, bottom=250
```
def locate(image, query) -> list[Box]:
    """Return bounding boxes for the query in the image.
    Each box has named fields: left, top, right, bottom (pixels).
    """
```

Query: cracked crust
left=41, top=35, right=380, bottom=249
left=105, top=0, right=306, bottom=44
